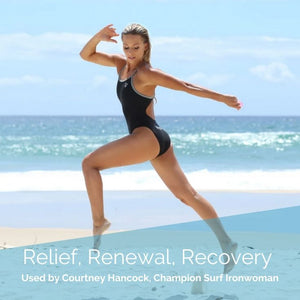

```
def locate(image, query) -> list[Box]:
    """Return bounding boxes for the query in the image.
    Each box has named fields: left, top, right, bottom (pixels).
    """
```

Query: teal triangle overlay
left=1, top=206, right=299, bottom=299
left=151, top=205, right=300, bottom=233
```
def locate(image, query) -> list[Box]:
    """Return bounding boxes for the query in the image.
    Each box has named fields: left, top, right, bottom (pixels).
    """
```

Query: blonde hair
left=121, top=23, right=151, bottom=63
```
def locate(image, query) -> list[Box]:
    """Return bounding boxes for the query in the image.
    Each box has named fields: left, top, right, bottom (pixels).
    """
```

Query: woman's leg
left=82, top=128, right=160, bottom=246
left=151, top=145, right=237, bottom=273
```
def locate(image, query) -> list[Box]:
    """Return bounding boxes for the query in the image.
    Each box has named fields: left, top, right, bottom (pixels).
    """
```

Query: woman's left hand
left=222, top=95, right=243, bottom=110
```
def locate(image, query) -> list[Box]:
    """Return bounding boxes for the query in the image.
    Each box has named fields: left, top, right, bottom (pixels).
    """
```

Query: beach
left=1, top=190, right=300, bottom=248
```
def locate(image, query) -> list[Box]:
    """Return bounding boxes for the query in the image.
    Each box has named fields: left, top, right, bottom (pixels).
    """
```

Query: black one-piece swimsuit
left=116, top=73, right=171, bottom=157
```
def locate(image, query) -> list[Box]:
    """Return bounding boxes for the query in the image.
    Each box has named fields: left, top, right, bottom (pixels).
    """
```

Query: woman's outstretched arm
left=80, top=24, right=124, bottom=67
left=147, top=68, right=242, bottom=110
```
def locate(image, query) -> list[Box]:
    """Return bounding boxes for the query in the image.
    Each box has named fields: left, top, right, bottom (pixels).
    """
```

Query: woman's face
left=122, top=34, right=148, bottom=64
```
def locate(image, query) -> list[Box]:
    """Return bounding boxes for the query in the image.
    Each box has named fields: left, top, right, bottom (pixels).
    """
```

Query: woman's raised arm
left=80, top=24, right=124, bottom=67
left=147, top=68, right=242, bottom=110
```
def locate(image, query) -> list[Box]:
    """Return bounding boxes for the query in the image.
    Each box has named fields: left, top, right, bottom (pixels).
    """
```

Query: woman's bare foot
left=93, top=218, right=111, bottom=249
left=222, top=240, right=238, bottom=274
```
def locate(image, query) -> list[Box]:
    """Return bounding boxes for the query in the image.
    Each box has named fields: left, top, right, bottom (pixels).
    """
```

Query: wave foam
left=0, top=169, right=299, bottom=192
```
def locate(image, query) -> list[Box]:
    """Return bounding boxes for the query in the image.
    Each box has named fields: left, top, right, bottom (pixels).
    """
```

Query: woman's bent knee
left=172, top=190, right=190, bottom=205
left=172, top=186, right=198, bottom=206
left=81, top=156, right=89, bottom=172
left=82, top=154, right=98, bottom=172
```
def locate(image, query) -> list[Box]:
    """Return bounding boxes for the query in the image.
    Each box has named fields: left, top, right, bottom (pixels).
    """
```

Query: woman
left=80, top=24, right=241, bottom=273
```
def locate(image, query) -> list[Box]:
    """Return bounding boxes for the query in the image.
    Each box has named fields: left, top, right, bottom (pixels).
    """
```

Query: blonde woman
left=80, top=24, right=241, bottom=273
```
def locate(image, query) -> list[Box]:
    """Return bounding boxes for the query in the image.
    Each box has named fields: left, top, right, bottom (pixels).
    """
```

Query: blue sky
left=1, top=0, right=299, bottom=116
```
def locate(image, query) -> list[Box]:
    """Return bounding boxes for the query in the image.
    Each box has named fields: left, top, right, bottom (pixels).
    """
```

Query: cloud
left=250, top=62, right=294, bottom=82
left=152, top=36, right=300, bottom=60
left=187, top=72, right=233, bottom=87
left=0, top=75, right=72, bottom=86
left=0, top=32, right=120, bottom=60
left=1, top=32, right=300, bottom=62
left=0, top=75, right=44, bottom=86
left=0, top=74, right=112, bottom=89
left=92, top=75, right=108, bottom=87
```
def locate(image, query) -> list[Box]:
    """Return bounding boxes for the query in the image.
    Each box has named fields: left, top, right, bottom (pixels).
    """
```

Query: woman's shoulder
left=137, top=64, right=162, bottom=79
left=139, top=65, right=171, bottom=87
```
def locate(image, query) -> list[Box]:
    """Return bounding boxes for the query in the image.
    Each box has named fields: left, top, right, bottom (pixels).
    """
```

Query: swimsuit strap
left=118, top=65, right=138, bottom=81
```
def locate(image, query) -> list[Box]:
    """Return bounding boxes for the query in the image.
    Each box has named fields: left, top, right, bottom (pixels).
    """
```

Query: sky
left=0, top=0, right=300, bottom=116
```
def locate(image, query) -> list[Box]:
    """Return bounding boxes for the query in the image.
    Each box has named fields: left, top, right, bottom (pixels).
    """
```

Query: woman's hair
left=121, top=23, right=151, bottom=63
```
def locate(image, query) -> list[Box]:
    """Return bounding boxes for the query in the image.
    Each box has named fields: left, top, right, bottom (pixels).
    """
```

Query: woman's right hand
left=95, top=24, right=119, bottom=43
left=222, top=95, right=243, bottom=110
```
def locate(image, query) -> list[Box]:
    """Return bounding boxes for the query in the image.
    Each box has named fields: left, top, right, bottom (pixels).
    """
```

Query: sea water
left=0, top=116, right=299, bottom=191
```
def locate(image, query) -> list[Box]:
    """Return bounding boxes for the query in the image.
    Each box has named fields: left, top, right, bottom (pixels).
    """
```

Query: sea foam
left=0, top=169, right=299, bottom=192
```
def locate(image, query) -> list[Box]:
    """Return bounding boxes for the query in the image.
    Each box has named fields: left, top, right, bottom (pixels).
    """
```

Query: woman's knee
left=82, top=153, right=100, bottom=172
left=175, top=194, right=189, bottom=205
left=82, top=155, right=91, bottom=172
left=172, top=185, right=198, bottom=206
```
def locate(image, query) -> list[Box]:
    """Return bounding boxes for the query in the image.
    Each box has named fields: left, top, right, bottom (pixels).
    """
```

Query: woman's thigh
left=150, top=145, right=194, bottom=197
left=83, top=127, right=160, bottom=170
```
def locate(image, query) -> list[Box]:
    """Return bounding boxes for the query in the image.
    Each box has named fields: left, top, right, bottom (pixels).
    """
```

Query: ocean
left=0, top=116, right=299, bottom=191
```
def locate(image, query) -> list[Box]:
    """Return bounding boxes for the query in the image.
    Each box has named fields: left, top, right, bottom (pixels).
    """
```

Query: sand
left=0, top=227, right=92, bottom=249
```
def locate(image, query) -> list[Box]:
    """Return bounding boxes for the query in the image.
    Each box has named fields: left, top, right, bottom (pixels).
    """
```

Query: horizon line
left=0, top=114, right=299, bottom=118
